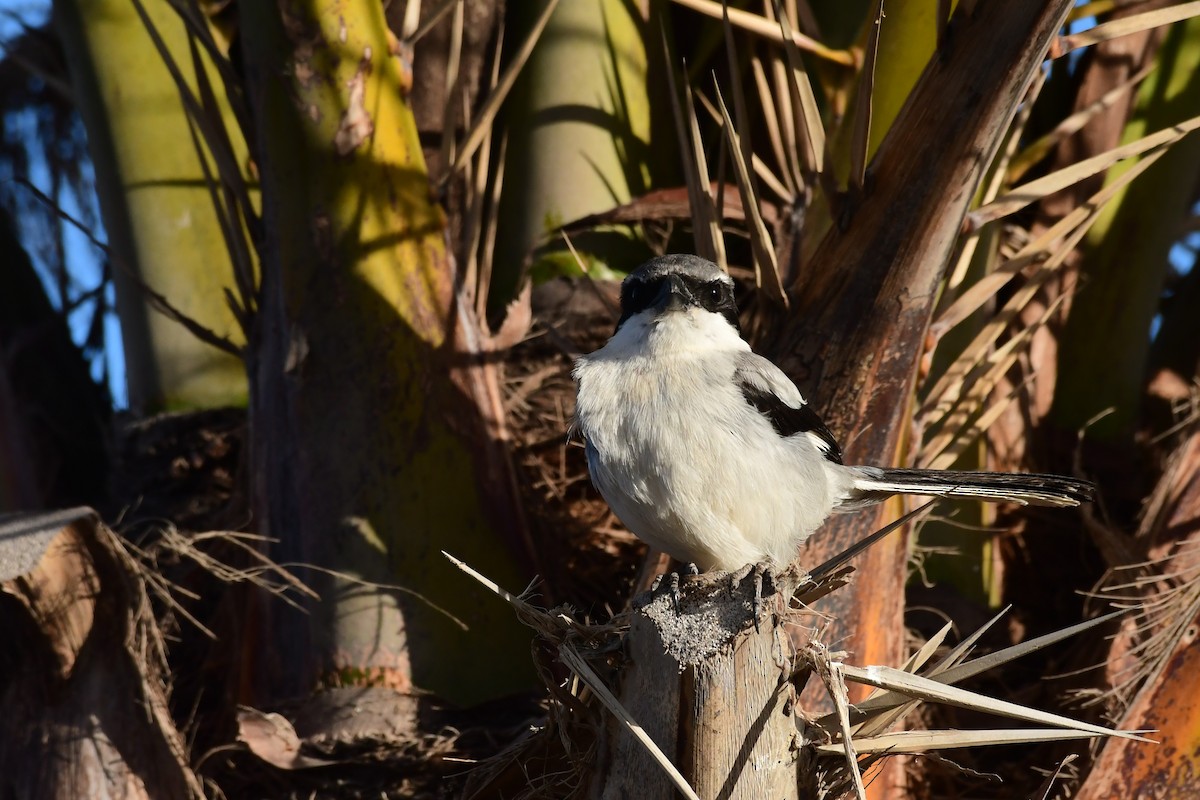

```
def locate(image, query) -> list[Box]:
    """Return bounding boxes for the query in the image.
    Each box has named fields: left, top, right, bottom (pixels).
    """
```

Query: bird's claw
left=730, top=561, right=776, bottom=632
left=652, top=562, right=700, bottom=612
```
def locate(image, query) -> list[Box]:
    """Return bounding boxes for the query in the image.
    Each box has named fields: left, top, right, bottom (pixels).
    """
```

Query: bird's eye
left=624, top=280, right=655, bottom=312
left=704, top=283, right=724, bottom=306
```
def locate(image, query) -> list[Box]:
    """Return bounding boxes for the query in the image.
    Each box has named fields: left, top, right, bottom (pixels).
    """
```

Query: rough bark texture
left=594, top=570, right=824, bottom=799
left=1076, top=428, right=1200, bottom=799
left=391, top=0, right=503, bottom=263
left=768, top=0, right=1075, bottom=723
left=584, top=4, right=1076, bottom=795
left=241, top=0, right=533, bottom=717
left=0, top=509, right=202, bottom=800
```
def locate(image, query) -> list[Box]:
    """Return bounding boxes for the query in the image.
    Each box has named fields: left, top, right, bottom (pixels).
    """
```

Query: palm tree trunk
left=55, top=0, right=251, bottom=412
left=240, top=0, right=535, bottom=720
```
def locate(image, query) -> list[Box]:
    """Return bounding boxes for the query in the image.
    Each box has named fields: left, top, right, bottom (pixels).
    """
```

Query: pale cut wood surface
left=596, top=571, right=811, bottom=799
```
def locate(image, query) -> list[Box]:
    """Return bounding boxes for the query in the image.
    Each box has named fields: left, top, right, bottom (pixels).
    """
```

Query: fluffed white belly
left=574, top=318, right=849, bottom=571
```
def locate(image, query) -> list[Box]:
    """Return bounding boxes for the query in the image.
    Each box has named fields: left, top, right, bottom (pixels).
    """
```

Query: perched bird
left=571, top=254, right=1094, bottom=573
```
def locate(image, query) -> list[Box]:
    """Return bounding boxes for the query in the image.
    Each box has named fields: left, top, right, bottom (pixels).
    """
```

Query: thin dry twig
left=448, top=0, right=561, bottom=177
left=969, top=115, right=1200, bottom=229
left=670, top=0, right=855, bottom=65
left=16, top=179, right=244, bottom=357
left=806, top=642, right=868, bottom=800
left=714, top=85, right=787, bottom=304
left=849, top=0, right=884, bottom=193
left=1050, top=1, right=1200, bottom=59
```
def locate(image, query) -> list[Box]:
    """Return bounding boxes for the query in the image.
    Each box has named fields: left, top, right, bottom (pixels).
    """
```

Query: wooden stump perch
left=450, top=525, right=1133, bottom=800
left=447, top=552, right=854, bottom=800
left=592, top=566, right=853, bottom=800
left=0, top=509, right=204, bottom=800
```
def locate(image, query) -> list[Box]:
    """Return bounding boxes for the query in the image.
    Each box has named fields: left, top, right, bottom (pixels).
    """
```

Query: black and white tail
left=849, top=467, right=1095, bottom=508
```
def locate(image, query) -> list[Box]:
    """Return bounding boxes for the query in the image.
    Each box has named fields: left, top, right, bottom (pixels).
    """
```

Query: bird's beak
left=653, top=275, right=692, bottom=313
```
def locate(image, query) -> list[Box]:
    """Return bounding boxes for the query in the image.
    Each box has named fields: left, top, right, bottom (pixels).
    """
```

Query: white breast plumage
left=573, top=308, right=848, bottom=570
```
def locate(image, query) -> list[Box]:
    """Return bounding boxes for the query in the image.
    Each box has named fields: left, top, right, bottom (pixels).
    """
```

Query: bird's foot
left=730, top=561, right=776, bottom=632
left=651, top=562, right=700, bottom=611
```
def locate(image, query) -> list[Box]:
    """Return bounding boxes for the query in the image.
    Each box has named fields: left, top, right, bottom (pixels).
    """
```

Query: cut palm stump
left=449, top=534, right=1139, bottom=800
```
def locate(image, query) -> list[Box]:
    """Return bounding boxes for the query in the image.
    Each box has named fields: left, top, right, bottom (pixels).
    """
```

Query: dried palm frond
left=448, top=505, right=1141, bottom=800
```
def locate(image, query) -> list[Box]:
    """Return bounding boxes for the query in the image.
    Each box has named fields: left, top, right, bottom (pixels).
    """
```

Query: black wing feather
left=738, top=382, right=844, bottom=464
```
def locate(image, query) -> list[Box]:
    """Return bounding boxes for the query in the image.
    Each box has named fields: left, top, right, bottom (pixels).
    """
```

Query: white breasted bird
left=571, top=254, right=1094, bottom=573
